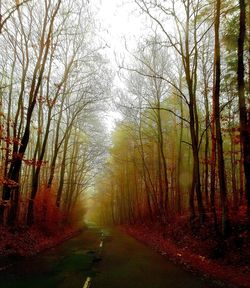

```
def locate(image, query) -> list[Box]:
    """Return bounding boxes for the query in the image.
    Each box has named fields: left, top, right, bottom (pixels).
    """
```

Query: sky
left=93, top=0, right=147, bottom=132
left=97, top=0, right=144, bottom=61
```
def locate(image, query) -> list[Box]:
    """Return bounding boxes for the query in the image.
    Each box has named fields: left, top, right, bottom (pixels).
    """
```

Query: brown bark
left=237, top=0, right=250, bottom=213
left=213, top=0, right=229, bottom=236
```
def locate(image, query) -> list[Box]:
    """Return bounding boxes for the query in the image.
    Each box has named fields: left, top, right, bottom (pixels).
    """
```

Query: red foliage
left=0, top=225, right=79, bottom=258
left=23, top=159, right=47, bottom=167
left=34, top=186, right=66, bottom=234
left=0, top=185, right=82, bottom=260
left=0, top=176, right=18, bottom=187
left=0, top=136, right=21, bottom=146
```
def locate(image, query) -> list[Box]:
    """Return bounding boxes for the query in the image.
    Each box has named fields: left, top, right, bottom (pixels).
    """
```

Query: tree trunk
left=176, top=97, right=183, bottom=214
left=237, top=0, right=250, bottom=214
left=56, top=128, right=71, bottom=207
left=214, top=0, right=229, bottom=236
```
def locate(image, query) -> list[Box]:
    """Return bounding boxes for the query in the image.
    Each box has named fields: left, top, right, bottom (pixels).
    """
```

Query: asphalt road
left=0, top=225, right=230, bottom=288
left=92, top=228, right=227, bottom=288
left=0, top=225, right=100, bottom=288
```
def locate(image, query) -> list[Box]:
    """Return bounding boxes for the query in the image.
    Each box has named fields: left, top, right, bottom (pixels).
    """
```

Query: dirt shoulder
left=123, top=224, right=250, bottom=288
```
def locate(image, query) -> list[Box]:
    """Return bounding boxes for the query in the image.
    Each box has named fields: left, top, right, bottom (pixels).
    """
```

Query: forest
left=0, top=0, right=250, bottom=284
left=93, top=0, right=250, bottom=234
left=0, top=0, right=111, bottom=234
left=90, top=0, right=250, bottom=275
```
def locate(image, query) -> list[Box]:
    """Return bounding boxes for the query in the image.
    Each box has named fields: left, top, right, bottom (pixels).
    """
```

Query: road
left=0, top=225, right=229, bottom=288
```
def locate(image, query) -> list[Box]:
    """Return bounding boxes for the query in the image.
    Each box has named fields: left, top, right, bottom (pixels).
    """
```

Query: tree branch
left=0, top=0, right=31, bottom=33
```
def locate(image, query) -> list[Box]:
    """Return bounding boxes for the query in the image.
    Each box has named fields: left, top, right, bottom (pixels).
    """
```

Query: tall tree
left=237, top=0, right=250, bottom=214
left=213, top=0, right=229, bottom=236
left=3, top=0, right=62, bottom=225
left=134, top=0, right=207, bottom=223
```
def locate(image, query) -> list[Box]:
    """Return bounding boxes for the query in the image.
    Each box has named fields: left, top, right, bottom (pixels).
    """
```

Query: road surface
left=0, top=225, right=230, bottom=288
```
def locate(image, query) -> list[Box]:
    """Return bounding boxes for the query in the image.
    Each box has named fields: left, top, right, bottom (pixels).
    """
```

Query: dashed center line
left=83, top=276, right=91, bottom=288
left=82, top=235, right=104, bottom=287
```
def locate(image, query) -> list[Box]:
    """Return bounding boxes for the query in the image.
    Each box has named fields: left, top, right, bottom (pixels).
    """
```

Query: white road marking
left=82, top=232, right=104, bottom=287
left=83, top=277, right=91, bottom=288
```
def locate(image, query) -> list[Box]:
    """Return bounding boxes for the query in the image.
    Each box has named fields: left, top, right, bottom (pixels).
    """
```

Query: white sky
left=97, top=0, right=145, bottom=60
left=93, top=0, right=147, bottom=131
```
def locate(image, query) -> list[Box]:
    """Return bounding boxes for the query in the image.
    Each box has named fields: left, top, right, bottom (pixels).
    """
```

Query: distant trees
left=0, top=0, right=111, bottom=228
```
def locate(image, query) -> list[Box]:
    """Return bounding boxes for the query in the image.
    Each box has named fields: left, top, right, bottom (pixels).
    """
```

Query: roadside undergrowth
left=0, top=224, right=80, bottom=259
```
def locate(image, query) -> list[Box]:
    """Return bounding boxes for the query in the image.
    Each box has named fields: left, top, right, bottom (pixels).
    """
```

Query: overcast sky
left=93, top=0, right=147, bottom=131
left=97, top=0, right=145, bottom=61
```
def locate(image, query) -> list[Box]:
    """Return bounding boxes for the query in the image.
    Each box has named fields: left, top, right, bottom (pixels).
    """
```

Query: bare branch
left=0, top=0, right=31, bottom=33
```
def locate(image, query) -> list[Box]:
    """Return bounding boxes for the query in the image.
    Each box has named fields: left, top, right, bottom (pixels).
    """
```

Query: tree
left=237, top=0, right=250, bottom=215
left=0, top=0, right=112, bottom=227
left=2, top=0, right=62, bottom=225
left=213, top=0, right=229, bottom=236
left=134, top=0, right=210, bottom=223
